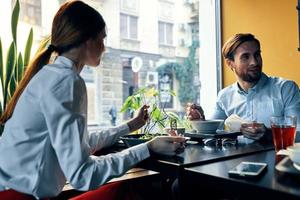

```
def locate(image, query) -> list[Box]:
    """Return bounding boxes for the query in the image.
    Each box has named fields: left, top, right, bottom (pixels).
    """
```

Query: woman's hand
left=186, top=103, right=205, bottom=120
left=127, top=105, right=149, bottom=132
left=240, top=122, right=266, bottom=140
left=147, top=136, right=186, bottom=156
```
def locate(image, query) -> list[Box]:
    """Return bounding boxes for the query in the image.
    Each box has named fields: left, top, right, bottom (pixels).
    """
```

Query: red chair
left=0, top=189, right=38, bottom=200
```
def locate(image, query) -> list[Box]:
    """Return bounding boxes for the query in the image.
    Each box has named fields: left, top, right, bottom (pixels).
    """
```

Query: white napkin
left=224, top=114, right=249, bottom=132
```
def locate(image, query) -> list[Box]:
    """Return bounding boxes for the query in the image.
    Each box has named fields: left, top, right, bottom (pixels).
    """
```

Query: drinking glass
left=270, top=116, right=297, bottom=152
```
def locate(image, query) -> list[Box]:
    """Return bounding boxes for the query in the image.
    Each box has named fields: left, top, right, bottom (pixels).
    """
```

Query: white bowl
left=190, top=119, right=224, bottom=134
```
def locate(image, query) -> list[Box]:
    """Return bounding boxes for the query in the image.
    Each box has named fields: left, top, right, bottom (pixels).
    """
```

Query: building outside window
left=1, top=0, right=223, bottom=128
left=13, top=0, right=42, bottom=26
left=120, top=14, right=138, bottom=40
left=190, top=22, right=199, bottom=43
left=158, top=22, right=173, bottom=45
left=81, top=67, right=97, bottom=124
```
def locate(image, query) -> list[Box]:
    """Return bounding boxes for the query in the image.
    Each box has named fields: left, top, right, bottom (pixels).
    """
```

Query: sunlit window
left=12, top=0, right=41, bottom=26
left=158, top=22, right=173, bottom=45
left=120, top=14, right=138, bottom=40
left=1, top=0, right=222, bottom=128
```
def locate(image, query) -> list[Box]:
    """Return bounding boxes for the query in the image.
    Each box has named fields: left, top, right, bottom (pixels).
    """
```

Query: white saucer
left=293, top=162, right=300, bottom=171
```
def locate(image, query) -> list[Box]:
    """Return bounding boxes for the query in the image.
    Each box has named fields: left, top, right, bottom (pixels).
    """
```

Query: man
left=188, top=33, right=300, bottom=140
left=109, top=105, right=117, bottom=126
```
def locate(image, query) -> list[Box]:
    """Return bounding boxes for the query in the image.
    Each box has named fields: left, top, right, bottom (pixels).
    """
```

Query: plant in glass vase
left=120, top=86, right=191, bottom=146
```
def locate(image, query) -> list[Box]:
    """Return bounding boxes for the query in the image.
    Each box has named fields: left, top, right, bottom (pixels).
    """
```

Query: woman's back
left=0, top=56, right=87, bottom=198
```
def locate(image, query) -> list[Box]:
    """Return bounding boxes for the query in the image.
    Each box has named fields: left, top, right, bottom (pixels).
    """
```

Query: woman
left=0, top=1, right=185, bottom=199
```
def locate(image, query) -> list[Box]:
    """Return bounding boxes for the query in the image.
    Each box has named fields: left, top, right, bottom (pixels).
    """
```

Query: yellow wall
left=222, top=0, right=300, bottom=87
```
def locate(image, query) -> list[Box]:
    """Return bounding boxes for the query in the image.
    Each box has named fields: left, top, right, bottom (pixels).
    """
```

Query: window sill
left=120, top=38, right=141, bottom=43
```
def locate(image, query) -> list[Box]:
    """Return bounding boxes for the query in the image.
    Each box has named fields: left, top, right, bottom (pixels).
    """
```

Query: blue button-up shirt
left=211, top=73, right=300, bottom=129
left=0, top=56, right=150, bottom=199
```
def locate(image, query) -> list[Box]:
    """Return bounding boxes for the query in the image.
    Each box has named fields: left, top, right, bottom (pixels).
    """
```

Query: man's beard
left=236, top=69, right=262, bottom=83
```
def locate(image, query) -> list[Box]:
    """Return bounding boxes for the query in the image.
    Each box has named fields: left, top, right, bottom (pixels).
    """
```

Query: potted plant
left=120, top=86, right=191, bottom=146
left=0, top=0, right=34, bottom=135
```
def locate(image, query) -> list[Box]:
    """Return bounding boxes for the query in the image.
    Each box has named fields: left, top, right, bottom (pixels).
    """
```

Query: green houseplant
left=0, top=0, right=33, bottom=135
left=120, top=86, right=191, bottom=145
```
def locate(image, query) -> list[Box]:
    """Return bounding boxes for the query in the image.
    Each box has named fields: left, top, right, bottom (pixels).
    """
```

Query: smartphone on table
left=228, top=161, right=267, bottom=178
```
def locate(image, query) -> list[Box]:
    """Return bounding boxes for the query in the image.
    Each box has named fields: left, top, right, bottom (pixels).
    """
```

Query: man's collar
left=235, top=72, right=268, bottom=94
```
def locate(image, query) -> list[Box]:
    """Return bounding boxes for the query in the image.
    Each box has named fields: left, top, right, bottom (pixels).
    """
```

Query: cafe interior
left=0, top=0, right=300, bottom=200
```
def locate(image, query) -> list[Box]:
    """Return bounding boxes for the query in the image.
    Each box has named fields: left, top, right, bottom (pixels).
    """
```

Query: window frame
left=158, top=21, right=173, bottom=46
left=198, top=0, right=222, bottom=117
left=14, top=0, right=42, bottom=26
left=120, top=13, right=138, bottom=40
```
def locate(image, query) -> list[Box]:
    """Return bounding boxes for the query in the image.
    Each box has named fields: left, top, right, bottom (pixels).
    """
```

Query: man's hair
left=222, top=33, right=260, bottom=61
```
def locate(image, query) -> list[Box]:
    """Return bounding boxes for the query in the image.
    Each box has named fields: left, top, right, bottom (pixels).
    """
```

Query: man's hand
left=186, top=103, right=205, bottom=120
left=240, top=122, right=266, bottom=140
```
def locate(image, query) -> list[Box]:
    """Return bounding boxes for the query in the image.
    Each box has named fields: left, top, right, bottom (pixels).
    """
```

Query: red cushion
left=70, top=181, right=136, bottom=200
left=0, top=189, right=36, bottom=200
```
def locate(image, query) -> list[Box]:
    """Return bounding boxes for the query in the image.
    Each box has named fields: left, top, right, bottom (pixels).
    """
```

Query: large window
left=158, top=21, right=173, bottom=45
left=3, top=0, right=224, bottom=127
left=120, top=14, right=138, bottom=40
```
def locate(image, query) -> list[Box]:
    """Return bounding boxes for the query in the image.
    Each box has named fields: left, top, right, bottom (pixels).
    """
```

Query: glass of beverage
left=270, top=116, right=297, bottom=152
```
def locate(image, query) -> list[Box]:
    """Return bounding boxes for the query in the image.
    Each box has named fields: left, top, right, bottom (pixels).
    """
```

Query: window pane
left=166, top=23, right=173, bottom=45
left=14, top=0, right=41, bottom=26
left=158, top=22, right=164, bottom=44
left=130, top=16, right=137, bottom=39
left=120, top=14, right=128, bottom=38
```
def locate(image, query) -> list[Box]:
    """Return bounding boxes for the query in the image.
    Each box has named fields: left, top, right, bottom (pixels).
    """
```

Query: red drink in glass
left=270, top=116, right=297, bottom=152
left=271, top=125, right=296, bottom=152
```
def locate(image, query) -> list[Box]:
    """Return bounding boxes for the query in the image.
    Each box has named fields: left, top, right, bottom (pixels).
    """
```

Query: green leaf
left=134, top=87, right=147, bottom=95
left=11, top=0, right=20, bottom=45
left=17, top=52, right=23, bottom=82
left=120, top=96, right=133, bottom=112
left=24, top=28, right=33, bottom=67
left=166, top=111, right=180, bottom=120
left=151, top=106, right=163, bottom=121
left=9, top=75, right=17, bottom=100
left=145, top=87, right=158, bottom=97
left=168, top=89, right=176, bottom=97
left=4, top=42, right=16, bottom=107
left=131, top=96, right=141, bottom=110
left=0, top=100, right=2, bottom=115
left=0, top=38, right=4, bottom=96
